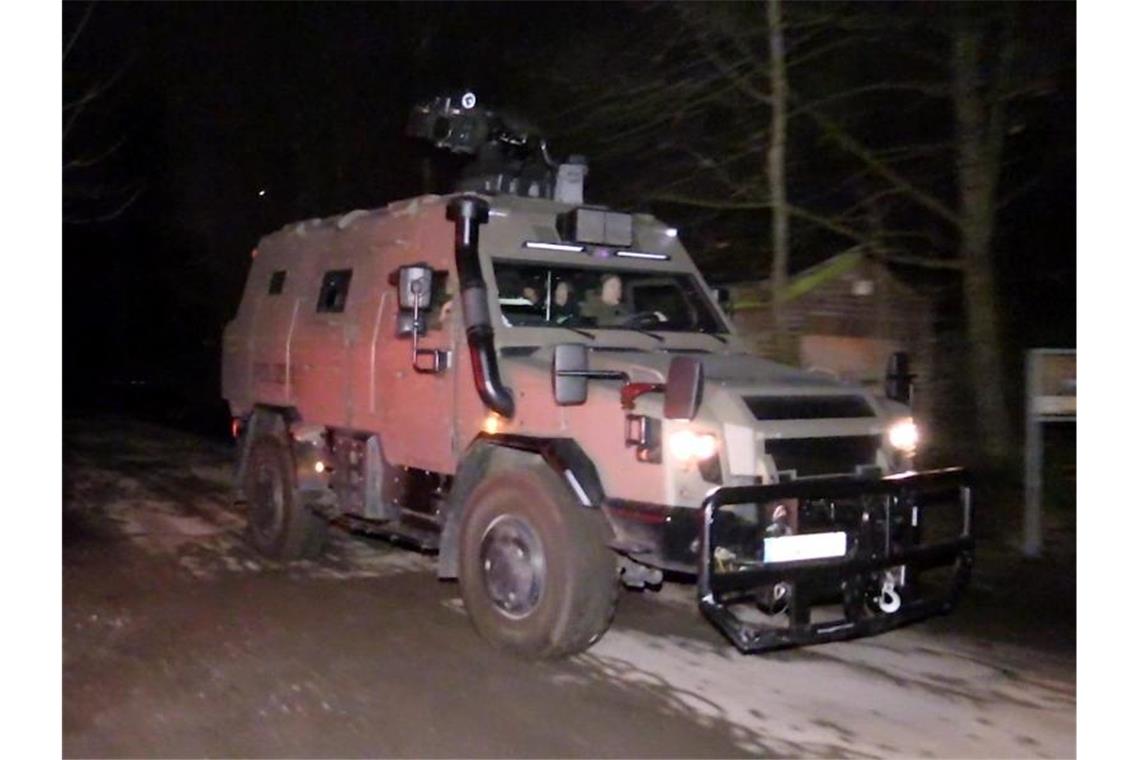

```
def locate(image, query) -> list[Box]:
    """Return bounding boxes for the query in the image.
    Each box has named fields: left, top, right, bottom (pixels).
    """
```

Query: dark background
left=62, top=2, right=1075, bottom=440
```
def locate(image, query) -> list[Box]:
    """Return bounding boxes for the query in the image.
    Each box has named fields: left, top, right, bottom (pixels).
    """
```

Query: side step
left=337, top=512, right=441, bottom=552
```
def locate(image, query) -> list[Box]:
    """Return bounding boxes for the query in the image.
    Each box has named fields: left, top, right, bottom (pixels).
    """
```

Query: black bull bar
left=697, top=468, right=974, bottom=653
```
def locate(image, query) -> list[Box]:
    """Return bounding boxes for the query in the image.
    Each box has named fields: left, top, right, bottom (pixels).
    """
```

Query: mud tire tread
left=243, top=434, right=328, bottom=561
left=458, top=462, right=618, bottom=659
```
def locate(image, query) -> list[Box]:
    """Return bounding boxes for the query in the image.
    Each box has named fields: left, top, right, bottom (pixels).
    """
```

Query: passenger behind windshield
left=552, top=280, right=579, bottom=324
left=495, top=261, right=726, bottom=334
left=578, top=273, right=630, bottom=327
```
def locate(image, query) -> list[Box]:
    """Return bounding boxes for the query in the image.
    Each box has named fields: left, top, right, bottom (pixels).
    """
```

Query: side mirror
left=714, top=287, right=733, bottom=315
left=553, top=343, right=589, bottom=405
left=398, top=264, right=435, bottom=311
left=885, top=351, right=914, bottom=404
left=394, top=264, right=449, bottom=374
left=664, top=356, right=704, bottom=420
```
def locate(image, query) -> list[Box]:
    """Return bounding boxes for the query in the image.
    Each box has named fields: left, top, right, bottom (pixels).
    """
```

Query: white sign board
left=1024, top=349, right=1076, bottom=556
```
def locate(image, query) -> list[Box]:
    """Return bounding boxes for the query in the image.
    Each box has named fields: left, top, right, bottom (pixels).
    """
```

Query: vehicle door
left=371, top=213, right=460, bottom=474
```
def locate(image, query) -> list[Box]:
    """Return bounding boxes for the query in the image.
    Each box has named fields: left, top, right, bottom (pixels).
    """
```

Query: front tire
left=458, top=463, right=618, bottom=659
left=243, top=434, right=328, bottom=560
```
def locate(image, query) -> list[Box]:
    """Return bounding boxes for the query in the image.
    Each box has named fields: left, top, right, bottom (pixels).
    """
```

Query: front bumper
left=697, top=468, right=973, bottom=652
left=604, top=468, right=973, bottom=653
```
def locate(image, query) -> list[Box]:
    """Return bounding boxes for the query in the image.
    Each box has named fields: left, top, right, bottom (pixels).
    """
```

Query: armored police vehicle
left=221, top=93, right=973, bottom=658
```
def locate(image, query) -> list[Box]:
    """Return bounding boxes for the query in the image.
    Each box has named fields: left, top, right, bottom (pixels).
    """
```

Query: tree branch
left=64, top=135, right=126, bottom=171
left=64, top=183, right=145, bottom=224
left=650, top=193, right=769, bottom=211
left=800, top=104, right=962, bottom=228
left=673, top=5, right=772, bottom=107
left=64, top=1, right=96, bottom=63
left=787, top=82, right=950, bottom=121
left=997, top=172, right=1045, bottom=211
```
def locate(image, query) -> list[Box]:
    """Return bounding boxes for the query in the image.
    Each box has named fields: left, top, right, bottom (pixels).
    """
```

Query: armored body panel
left=221, top=192, right=973, bottom=657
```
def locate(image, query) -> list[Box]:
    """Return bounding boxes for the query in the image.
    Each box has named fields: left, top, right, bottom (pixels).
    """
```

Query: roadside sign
left=1023, top=349, right=1076, bottom=556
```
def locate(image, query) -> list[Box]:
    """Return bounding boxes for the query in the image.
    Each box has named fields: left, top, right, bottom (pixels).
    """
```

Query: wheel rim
left=250, top=457, right=284, bottom=540
left=479, top=514, right=546, bottom=619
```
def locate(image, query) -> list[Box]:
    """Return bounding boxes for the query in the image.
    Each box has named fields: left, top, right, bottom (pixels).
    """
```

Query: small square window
left=268, top=270, right=287, bottom=295
left=317, top=269, right=353, bottom=313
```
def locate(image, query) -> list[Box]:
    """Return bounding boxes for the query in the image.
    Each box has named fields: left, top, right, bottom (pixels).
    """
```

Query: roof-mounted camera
left=406, top=91, right=490, bottom=155
left=407, top=91, right=587, bottom=203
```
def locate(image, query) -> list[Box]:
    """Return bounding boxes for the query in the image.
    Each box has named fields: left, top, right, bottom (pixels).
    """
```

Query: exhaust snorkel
left=446, top=195, right=515, bottom=418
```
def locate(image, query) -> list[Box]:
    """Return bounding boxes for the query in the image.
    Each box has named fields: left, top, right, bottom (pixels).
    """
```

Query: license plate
left=763, top=531, right=847, bottom=563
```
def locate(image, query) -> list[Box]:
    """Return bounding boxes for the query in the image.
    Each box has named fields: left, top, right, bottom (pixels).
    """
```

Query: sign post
left=1023, top=348, right=1076, bottom=556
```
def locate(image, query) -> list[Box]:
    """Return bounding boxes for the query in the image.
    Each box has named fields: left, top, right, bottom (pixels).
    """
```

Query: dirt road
left=63, top=417, right=1075, bottom=758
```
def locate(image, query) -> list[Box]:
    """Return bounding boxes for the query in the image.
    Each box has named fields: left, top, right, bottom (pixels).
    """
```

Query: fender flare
left=436, top=434, right=606, bottom=579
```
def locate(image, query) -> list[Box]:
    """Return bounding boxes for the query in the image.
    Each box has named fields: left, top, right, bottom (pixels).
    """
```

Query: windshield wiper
left=700, top=331, right=728, bottom=344
left=626, top=328, right=665, bottom=342
left=560, top=325, right=596, bottom=340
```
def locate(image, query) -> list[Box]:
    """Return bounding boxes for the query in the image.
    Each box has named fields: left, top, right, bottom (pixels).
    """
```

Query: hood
left=499, top=344, right=859, bottom=396
left=582, top=347, right=852, bottom=394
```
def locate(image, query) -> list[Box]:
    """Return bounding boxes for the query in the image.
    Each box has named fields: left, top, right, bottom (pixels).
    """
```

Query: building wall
left=725, top=256, right=941, bottom=423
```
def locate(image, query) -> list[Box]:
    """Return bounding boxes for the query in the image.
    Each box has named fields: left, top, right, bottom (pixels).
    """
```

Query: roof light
left=616, top=250, right=670, bottom=261
left=558, top=208, right=633, bottom=247
left=524, top=241, right=586, bottom=253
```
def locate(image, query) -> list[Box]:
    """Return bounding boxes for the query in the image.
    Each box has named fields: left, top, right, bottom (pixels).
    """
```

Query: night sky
left=62, top=2, right=1075, bottom=431
left=64, top=2, right=607, bottom=417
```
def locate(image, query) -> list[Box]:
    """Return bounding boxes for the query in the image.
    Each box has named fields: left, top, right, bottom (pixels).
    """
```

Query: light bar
left=615, top=250, right=670, bottom=261
left=558, top=208, right=634, bottom=247
left=523, top=241, right=586, bottom=253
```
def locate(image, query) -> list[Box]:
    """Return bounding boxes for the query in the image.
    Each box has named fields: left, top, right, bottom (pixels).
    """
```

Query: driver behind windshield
left=578, top=273, right=630, bottom=327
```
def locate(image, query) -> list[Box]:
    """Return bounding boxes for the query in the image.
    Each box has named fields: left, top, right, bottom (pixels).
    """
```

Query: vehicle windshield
left=492, top=260, right=727, bottom=334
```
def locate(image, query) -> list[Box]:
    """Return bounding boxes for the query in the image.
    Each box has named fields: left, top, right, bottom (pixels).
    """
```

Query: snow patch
left=580, top=626, right=1075, bottom=757
left=189, top=464, right=233, bottom=488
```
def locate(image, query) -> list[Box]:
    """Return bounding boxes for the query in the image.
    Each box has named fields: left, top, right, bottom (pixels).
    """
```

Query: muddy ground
left=63, top=416, right=1075, bottom=758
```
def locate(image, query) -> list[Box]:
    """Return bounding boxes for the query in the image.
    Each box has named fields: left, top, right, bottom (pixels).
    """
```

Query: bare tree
left=766, top=0, right=792, bottom=360
left=950, top=14, right=1016, bottom=459
left=63, top=1, right=142, bottom=224
left=534, top=2, right=1070, bottom=464
left=792, top=8, right=1043, bottom=461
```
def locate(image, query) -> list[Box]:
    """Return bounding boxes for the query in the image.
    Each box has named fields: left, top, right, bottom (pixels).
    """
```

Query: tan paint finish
left=222, top=193, right=909, bottom=507
left=223, top=199, right=474, bottom=473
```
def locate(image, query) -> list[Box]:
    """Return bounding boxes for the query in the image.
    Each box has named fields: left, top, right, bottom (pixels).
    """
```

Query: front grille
left=763, top=435, right=881, bottom=478
left=744, top=395, right=875, bottom=421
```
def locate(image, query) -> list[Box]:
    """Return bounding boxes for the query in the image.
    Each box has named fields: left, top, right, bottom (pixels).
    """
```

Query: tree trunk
left=953, top=18, right=1014, bottom=464
left=767, top=0, right=792, bottom=361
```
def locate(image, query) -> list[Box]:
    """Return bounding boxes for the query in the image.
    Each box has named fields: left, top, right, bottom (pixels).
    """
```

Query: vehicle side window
left=268, top=270, right=286, bottom=295
left=316, top=269, right=353, bottom=313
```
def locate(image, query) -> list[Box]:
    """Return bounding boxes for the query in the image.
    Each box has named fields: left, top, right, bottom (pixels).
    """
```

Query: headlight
left=667, top=430, right=718, bottom=462
left=887, top=417, right=919, bottom=454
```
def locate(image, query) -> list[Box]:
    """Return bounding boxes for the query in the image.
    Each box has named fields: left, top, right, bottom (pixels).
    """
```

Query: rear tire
left=458, top=462, right=618, bottom=659
left=243, top=434, right=328, bottom=560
